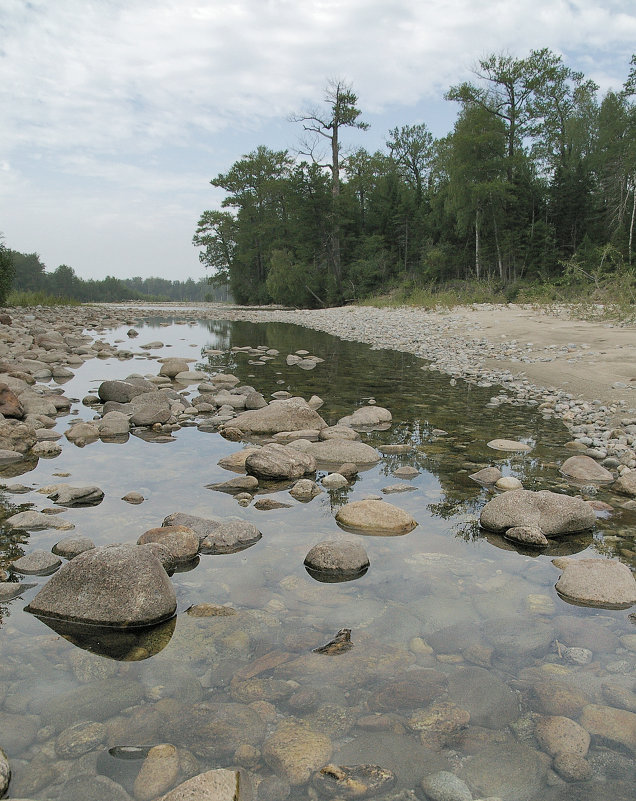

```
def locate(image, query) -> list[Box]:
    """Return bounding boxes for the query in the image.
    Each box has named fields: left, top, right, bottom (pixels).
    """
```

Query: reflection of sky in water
left=0, top=316, right=635, bottom=799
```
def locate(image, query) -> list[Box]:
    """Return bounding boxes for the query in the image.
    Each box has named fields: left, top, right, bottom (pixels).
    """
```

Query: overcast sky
left=1, top=1, right=634, bottom=282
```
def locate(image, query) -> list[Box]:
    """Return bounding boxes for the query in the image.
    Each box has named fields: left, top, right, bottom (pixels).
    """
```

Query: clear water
left=0, top=315, right=634, bottom=800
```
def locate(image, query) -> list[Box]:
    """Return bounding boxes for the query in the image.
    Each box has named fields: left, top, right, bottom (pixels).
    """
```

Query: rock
left=0, top=448, right=24, bottom=464
left=555, top=615, right=619, bottom=652
left=458, top=742, right=546, bottom=801
left=560, top=455, right=614, bottom=482
left=612, top=471, right=636, bottom=497
left=368, top=669, right=448, bottom=711
left=322, top=473, right=349, bottom=489
left=245, top=391, right=267, bottom=409
left=304, top=539, right=369, bottom=581
left=381, top=482, right=417, bottom=495
left=245, top=443, right=316, bottom=481
left=5, top=510, right=74, bottom=531
left=393, top=465, right=419, bottom=479
left=65, top=421, right=100, bottom=446
left=0, top=419, right=37, bottom=452
left=0, top=382, right=24, bottom=418
left=0, top=747, right=9, bottom=797
left=338, top=406, right=392, bottom=428
left=128, top=392, right=172, bottom=426
left=98, top=378, right=155, bottom=403
left=186, top=603, right=236, bottom=617
left=319, top=425, right=360, bottom=441
left=137, top=526, right=200, bottom=564
left=602, top=684, right=636, bottom=714
left=289, top=479, right=322, bottom=501
left=98, top=411, right=131, bottom=437
left=55, top=720, right=107, bottom=758
left=535, top=715, right=590, bottom=757
left=159, top=358, right=193, bottom=378
left=200, top=520, right=262, bottom=554
left=533, top=682, right=590, bottom=718
left=61, top=773, right=133, bottom=801
left=10, top=550, right=62, bottom=575
left=312, top=764, right=396, bottom=798
left=552, top=557, right=636, bottom=608
left=421, top=770, right=472, bottom=801
left=487, top=438, right=532, bottom=451
left=122, top=492, right=144, bottom=504
left=0, top=581, right=36, bottom=601
left=231, top=397, right=327, bottom=434
left=552, top=752, right=593, bottom=782
left=31, top=440, right=62, bottom=457
left=52, top=535, right=96, bottom=559
left=162, top=512, right=222, bottom=539
left=25, top=544, right=176, bottom=627
left=504, top=525, right=549, bottom=548
left=482, top=616, right=554, bottom=661
left=253, top=497, right=292, bottom=510
left=46, top=483, right=104, bottom=507
left=336, top=500, right=417, bottom=535
left=133, top=743, right=180, bottom=801
left=480, top=489, right=595, bottom=536
left=41, top=677, right=145, bottom=733
left=446, top=667, right=519, bottom=729
left=263, top=721, right=332, bottom=786
left=217, top=447, right=261, bottom=472
left=291, top=438, right=381, bottom=466
left=207, top=475, right=259, bottom=494
left=0, top=712, right=39, bottom=755
left=579, top=704, right=636, bottom=754
left=161, top=769, right=249, bottom=801
left=495, top=476, right=523, bottom=490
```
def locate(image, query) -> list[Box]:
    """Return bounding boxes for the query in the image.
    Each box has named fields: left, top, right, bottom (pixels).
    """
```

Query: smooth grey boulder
left=304, top=539, right=369, bottom=581
left=159, top=357, right=193, bottom=378
left=97, top=378, right=156, bottom=403
left=206, top=475, right=259, bottom=494
left=480, top=489, right=595, bottom=537
left=612, top=471, right=636, bottom=497
left=98, top=411, right=131, bottom=437
left=0, top=581, right=37, bottom=601
left=289, top=438, right=381, bottom=466
left=338, top=405, right=392, bottom=429
left=162, top=512, right=222, bottom=540
left=11, top=550, right=62, bottom=575
left=128, top=392, right=171, bottom=426
left=25, top=544, right=176, bottom=628
left=0, top=747, right=10, bottom=797
left=245, top=443, right=316, bottom=481
left=560, top=455, right=613, bottom=482
left=52, top=536, right=96, bottom=559
left=137, top=526, right=200, bottom=564
left=552, top=557, right=636, bottom=609
left=46, top=483, right=104, bottom=507
left=336, top=499, right=417, bottom=534
left=65, top=421, right=100, bottom=446
left=5, top=510, right=74, bottom=531
left=230, top=397, right=327, bottom=434
left=200, top=520, right=262, bottom=554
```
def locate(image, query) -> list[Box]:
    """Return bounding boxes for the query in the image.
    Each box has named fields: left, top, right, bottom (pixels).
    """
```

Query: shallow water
left=0, top=316, right=635, bottom=800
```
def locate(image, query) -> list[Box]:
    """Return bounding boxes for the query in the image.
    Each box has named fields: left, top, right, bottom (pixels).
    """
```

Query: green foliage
left=6, top=290, right=81, bottom=307
left=266, top=249, right=321, bottom=307
left=0, top=240, right=15, bottom=305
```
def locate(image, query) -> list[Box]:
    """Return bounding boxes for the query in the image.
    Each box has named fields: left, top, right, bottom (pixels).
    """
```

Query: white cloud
left=1, top=0, right=634, bottom=279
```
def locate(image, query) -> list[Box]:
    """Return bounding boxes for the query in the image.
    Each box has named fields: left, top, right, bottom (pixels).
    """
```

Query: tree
left=386, top=124, right=434, bottom=205
left=192, top=210, right=237, bottom=284
left=0, top=238, right=15, bottom=304
left=291, top=80, right=369, bottom=298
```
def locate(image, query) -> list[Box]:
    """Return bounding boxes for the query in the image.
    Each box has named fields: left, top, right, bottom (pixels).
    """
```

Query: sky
left=1, top=1, right=635, bottom=283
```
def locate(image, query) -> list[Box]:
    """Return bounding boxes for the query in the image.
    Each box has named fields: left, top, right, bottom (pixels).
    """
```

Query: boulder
left=480, top=489, right=595, bottom=537
left=98, top=411, right=130, bottom=437
left=504, top=525, right=549, bottom=548
left=263, top=721, right=332, bottom=786
left=162, top=512, right=222, bottom=540
left=612, top=471, right=636, bottom=497
left=159, top=358, right=193, bottom=378
left=217, top=447, right=261, bottom=472
left=200, top=520, right=262, bottom=554
left=487, top=439, right=532, bottom=451
left=319, top=425, right=360, bottom=441
left=579, top=704, right=636, bottom=754
left=336, top=500, right=417, bottom=535
left=230, top=397, right=327, bottom=434
left=10, top=550, right=62, bottom=575
left=304, top=539, right=369, bottom=581
left=290, top=438, right=381, bottom=466
left=552, top=557, right=636, bottom=609
left=129, top=392, right=172, bottom=426
left=535, top=715, right=590, bottom=757
left=52, top=536, right=96, bottom=559
left=458, top=742, right=546, bottom=801
left=5, top=510, right=74, bottom=531
left=137, top=526, right=200, bottom=564
left=98, top=378, right=156, bottom=403
left=0, top=448, right=24, bottom=465
left=560, top=455, right=613, bottom=482
left=161, top=769, right=249, bottom=801
left=245, top=443, right=316, bottom=481
left=0, top=419, right=37, bottom=452
left=206, top=475, right=259, bottom=494
left=0, top=382, right=24, bottom=418
left=25, top=544, right=176, bottom=628
left=0, top=746, right=9, bottom=797
left=290, top=479, right=322, bottom=501
left=65, top=421, right=100, bottom=446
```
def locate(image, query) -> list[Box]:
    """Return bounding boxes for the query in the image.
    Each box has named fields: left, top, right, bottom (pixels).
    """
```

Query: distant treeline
left=194, top=49, right=636, bottom=307
left=0, top=247, right=230, bottom=304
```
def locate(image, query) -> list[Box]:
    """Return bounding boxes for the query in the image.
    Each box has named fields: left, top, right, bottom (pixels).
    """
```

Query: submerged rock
left=162, top=769, right=248, bottom=801
left=480, top=489, right=595, bottom=537
left=312, top=763, right=396, bottom=798
left=25, top=543, right=176, bottom=628
left=304, top=539, right=369, bottom=581
left=263, top=721, right=333, bottom=786
left=487, top=438, right=532, bottom=452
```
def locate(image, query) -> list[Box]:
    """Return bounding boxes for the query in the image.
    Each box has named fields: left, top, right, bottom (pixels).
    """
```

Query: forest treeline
left=194, top=49, right=636, bottom=307
left=0, top=246, right=228, bottom=305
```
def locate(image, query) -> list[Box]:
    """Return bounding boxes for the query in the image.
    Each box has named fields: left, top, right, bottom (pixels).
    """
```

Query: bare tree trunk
left=492, top=208, right=503, bottom=281
left=475, top=206, right=480, bottom=279
left=629, top=179, right=636, bottom=266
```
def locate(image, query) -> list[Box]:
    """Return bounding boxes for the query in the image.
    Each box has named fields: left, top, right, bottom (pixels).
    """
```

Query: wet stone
left=420, top=770, right=472, bottom=801
left=311, top=763, right=396, bottom=798
left=0, top=581, right=36, bottom=601
left=10, top=549, right=61, bottom=575
left=55, top=720, right=107, bottom=758
left=52, top=535, right=96, bottom=559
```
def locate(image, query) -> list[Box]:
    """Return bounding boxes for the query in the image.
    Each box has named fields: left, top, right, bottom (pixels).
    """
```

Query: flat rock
left=200, top=520, right=262, bottom=554
left=5, top=510, right=74, bottom=531
left=552, top=557, right=636, bottom=608
left=217, top=447, right=261, bottom=472
left=162, top=512, right=222, bottom=539
left=52, top=535, right=96, bottom=559
left=290, top=478, right=322, bottom=501
left=487, top=438, right=532, bottom=451
left=291, top=438, right=381, bottom=466
left=0, top=581, right=37, bottom=601
left=0, top=448, right=24, bottom=465
left=304, top=539, right=369, bottom=581
left=560, top=455, right=614, bottom=482
left=245, top=443, right=316, bottom=481
left=162, top=769, right=247, bottom=800
left=579, top=704, right=636, bottom=754
left=263, top=721, right=333, bottom=786
left=336, top=500, right=417, bottom=535
left=480, top=489, right=595, bottom=536
left=458, top=742, right=546, bottom=801
left=231, top=397, right=327, bottom=434
left=207, top=475, right=259, bottom=494
left=46, top=483, right=104, bottom=507
left=25, top=543, right=176, bottom=627
left=338, top=406, right=392, bottom=428
left=447, top=667, right=519, bottom=729
left=10, top=550, right=62, bottom=575
left=319, top=425, right=360, bottom=441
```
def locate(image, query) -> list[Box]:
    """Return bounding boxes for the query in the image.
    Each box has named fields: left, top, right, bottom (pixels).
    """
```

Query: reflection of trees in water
left=0, top=489, right=31, bottom=627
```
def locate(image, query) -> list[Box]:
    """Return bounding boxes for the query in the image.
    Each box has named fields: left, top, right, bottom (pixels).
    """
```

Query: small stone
left=55, top=720, right=107, bottom=758
left=52, top=536, right=96, bottom=559
left=535, top=715, right=590, bottom=757
left=11, top=549, right=62, bottom=575
left=133, top=743, right=180, bottom=801
left=322, top=473, right=349, bottom=489
left=336, top=499, right=417, bottom=535
left=421, top=770, right=472, bottom=801
left=122, top=492, right=145, bottom=504
left=495, top=476, right=523, bottom=491
left=552, top=752, right=593, bottom=782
